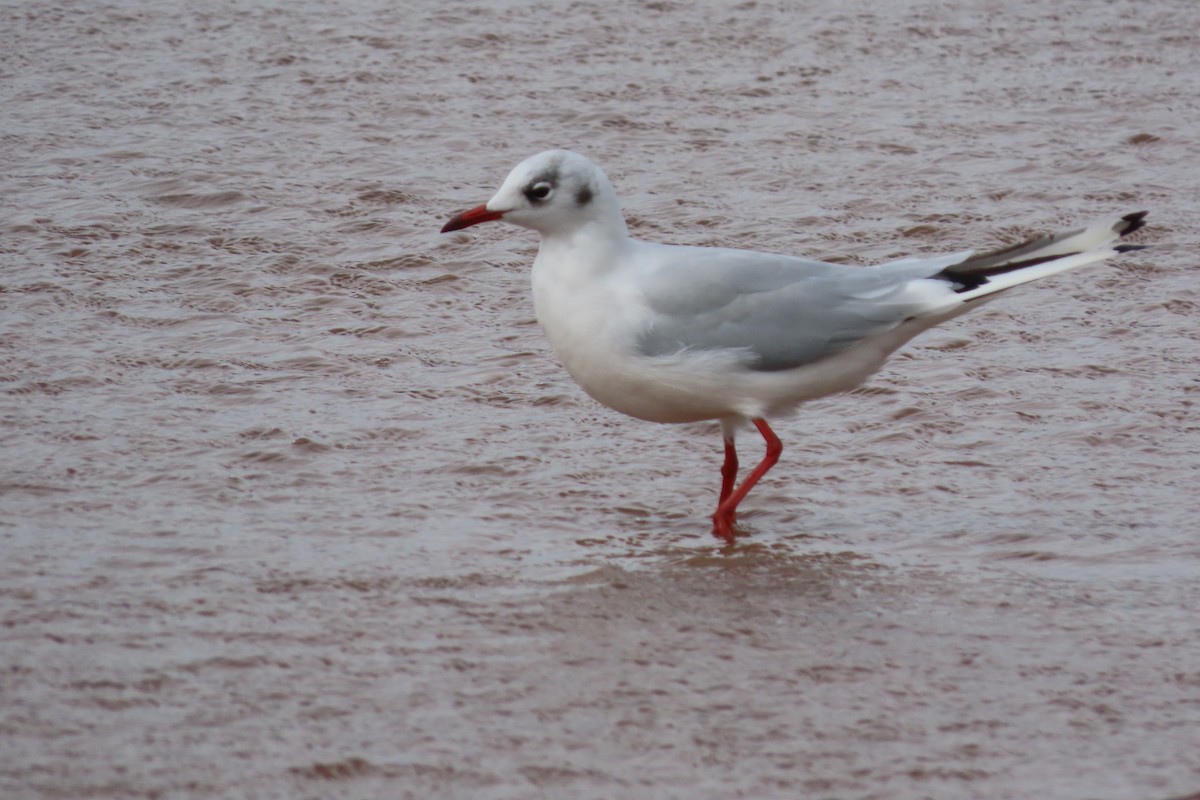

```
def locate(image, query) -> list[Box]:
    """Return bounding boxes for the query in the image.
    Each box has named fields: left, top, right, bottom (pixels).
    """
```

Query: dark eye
left=525, top=181, right=553, bottom=202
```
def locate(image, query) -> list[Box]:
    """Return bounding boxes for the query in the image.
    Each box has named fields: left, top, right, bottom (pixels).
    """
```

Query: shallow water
left=2, top=0, right=1199, bottom=797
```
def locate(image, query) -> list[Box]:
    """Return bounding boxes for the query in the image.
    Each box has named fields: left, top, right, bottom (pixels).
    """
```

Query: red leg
left=719, top=436, right=739, bottom=504
left=712, top=418, right=782, bottom=542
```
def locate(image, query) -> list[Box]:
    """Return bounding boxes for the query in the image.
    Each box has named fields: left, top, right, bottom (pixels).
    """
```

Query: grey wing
left=636, top=245, right=968, bottom=371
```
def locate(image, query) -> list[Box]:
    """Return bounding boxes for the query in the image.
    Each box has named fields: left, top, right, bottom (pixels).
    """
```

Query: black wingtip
left=1117, top=210, right=1149, bottom=238
left=1114, top=244, right=1150, bottom=254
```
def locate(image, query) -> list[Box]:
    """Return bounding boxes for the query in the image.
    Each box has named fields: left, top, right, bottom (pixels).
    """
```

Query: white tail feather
left=954, top=247, right=1119, bottom=303
left=939, top=213, right=1147, bottom=304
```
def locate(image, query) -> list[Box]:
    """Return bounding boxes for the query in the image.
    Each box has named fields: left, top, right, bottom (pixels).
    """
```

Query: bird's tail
left=934, top=211, right=1148, bottom=302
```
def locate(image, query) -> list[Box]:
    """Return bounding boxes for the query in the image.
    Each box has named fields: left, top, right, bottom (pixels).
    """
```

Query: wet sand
left=2, top=0, right=1199, bottom=797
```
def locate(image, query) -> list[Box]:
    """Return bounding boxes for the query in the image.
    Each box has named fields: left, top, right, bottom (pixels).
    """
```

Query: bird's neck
left=538, top=214, right=631, bottom=275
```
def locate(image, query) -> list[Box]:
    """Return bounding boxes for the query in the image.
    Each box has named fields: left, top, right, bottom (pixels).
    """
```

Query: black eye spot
left=575, top=184, right=593, bottom=206
left=524, top=181, right=553, bottom=203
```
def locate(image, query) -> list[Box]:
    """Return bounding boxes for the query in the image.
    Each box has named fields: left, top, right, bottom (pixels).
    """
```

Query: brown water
left=3, top=0, right=1199, bottom=797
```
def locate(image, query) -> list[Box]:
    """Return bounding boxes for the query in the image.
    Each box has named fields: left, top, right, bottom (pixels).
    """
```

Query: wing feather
left=635, top=244, right=965, bottom=372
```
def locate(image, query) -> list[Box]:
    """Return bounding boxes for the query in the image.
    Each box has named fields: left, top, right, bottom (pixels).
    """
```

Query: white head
left=441, top=150, right=628, bottom=239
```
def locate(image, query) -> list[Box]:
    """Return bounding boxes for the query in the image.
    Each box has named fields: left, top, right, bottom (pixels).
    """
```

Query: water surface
left=2, top=0, right=1198, bottom=797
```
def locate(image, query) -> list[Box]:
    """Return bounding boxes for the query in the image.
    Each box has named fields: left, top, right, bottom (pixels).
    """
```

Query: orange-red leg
left=712, top=418, right=782, bottom=542
left=719, top=436, right=739, bottom=504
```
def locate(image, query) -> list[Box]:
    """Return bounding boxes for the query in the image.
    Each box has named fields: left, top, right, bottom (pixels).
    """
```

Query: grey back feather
left=635, top=244, right=963, bottom=372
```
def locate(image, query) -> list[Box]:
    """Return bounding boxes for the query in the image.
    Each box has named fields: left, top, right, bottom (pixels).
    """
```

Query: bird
left=440, top=149, right=1148, bottom=543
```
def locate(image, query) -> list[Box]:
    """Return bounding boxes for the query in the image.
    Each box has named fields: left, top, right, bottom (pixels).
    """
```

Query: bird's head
left=441, top=149, right=625, bottom=238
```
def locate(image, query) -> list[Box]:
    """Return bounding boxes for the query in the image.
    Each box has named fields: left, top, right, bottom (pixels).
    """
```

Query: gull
left=440, top=149, right=1148, bottom=542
